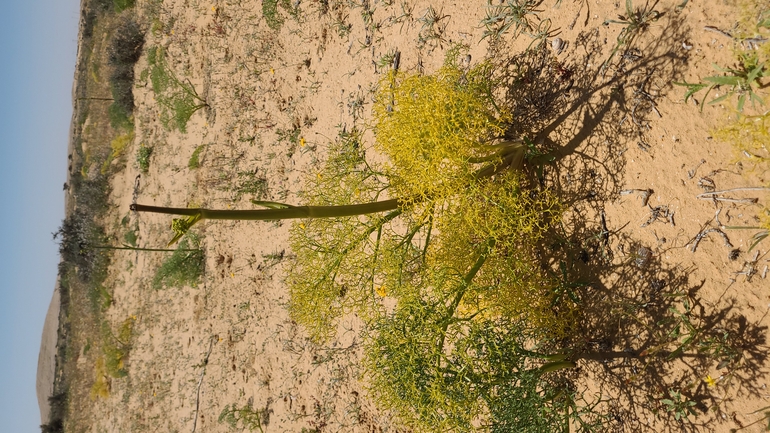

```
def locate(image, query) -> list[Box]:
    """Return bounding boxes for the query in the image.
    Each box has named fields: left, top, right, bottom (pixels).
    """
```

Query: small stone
left=551, top=37, right=566, bottom=54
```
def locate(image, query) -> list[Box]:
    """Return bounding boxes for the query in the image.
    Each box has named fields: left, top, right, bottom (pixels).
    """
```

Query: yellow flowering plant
left=132, top=48, right=577, bottom=429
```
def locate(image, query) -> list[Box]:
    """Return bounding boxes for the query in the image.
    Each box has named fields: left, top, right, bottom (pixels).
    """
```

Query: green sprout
left=675, top=52, right=768, bottom=112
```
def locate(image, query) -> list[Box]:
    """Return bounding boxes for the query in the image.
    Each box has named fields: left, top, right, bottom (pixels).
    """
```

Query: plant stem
left=436, top=238, right=496, bottom=357
left=89, top=244, right=197, bottom=252
left=131, top=198, right=402, bottom=220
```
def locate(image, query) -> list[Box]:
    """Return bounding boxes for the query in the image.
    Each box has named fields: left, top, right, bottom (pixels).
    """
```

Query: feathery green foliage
left=188, top=144, right=206, bottom=169
left=219, top=403, right=266, bottom=432
left=147, top=46, right=208, bottom=132
left=366, top=297, right=571, bottom=432
left=136, top=143, right=152, bottom=172
left=152, top=235, right=204, bottom=289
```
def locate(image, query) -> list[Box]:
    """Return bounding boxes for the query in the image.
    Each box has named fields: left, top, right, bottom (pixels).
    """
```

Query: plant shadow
left=491, top=8, right=769, bottom=431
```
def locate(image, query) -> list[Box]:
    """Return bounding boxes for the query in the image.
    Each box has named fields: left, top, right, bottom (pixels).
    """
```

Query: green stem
left=309, top=210, right=402, bottom=293
left=436, top=238, right=497, bottom=359
left=89, top=244, right=197, bottom=252
left=131, top=198, right=402, bottom=220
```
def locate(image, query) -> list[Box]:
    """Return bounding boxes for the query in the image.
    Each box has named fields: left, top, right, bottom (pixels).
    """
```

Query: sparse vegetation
left=481, top=0, right=541, bottom=41
left=219, top=403, right=267, bottom=432
left=58, top=1, right=770, bottom=432
left=676, top=52, right=768, bottom=112
left=602, top=0, right=661, bottom=71
left=102, top=130, right=134, bottom=173
left=101, top=317, right=134, bottom=378
left=107, top=15, right=145, bottom=119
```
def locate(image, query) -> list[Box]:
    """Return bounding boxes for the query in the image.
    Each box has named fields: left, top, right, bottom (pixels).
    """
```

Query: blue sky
left=0, top=1, right=79, bottom=432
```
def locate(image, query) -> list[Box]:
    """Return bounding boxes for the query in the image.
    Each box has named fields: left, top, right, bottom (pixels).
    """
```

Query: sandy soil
left=52, top=0, right=770, bottom=432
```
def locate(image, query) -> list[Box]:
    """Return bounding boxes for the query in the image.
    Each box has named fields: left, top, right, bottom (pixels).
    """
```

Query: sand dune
left=36, top=280, right=60, bottom=425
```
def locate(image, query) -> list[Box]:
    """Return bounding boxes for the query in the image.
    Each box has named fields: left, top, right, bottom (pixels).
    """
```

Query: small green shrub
left=107, top=16, right=145, bottom=117
left=124, top=228, right=138, bottom=247
left=81, top=8, right=97, bottom=39
left=107, top=17, right=144, bottom=66
left=366, top=298, right=571, bottom=432
left=108, top=101, right=133, bottom=131
left=263, top=0, right=282, bottom=29
left=188, top=144, right=205, bottom=169
left=147, top=46, right=207, bottom=132
left=152, top=236, right=204, bottom=290
left=54, top=210, right=109, bottom=283
left=601, top=0, right=661, bottom=70
left=101, top=131, right=135, bottom=174
left=112, top=0, right=135, bottom=12
left=136, top=144, right=152, bottom=172
left=91, top=0, right=113, bottom=12
left=219, top=403, right=266, bottom=432
left=481, top=0, right=540, bottom=41
left=101, top=317, right=134, bottom=378
left=40, top=419, right=64, bottom=433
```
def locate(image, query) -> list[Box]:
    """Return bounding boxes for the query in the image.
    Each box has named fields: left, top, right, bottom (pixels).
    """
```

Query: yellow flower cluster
left=373, top=52, right=510, bottom=205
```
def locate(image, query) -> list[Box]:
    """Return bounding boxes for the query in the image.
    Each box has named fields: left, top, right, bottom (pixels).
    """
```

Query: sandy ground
left=49, top=0, right=770, bottom=432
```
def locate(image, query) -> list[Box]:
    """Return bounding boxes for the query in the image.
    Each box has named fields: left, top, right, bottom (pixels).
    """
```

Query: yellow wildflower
left=704, top=375, right=717, bottom=388
left=376, top=286, right=387, bottom=297
left=300, top=137, right=306, bottom=147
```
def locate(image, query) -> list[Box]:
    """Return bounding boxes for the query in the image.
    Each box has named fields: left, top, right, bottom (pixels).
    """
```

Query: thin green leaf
left=250, top=200, right=295, bottom=209
left=703, top=75, right=741, bottom=85
left=749, top=231, right=769, bottom=252
left=709, top=92, right=731, bottom=105
left=747, top=63, right=765, bottom=82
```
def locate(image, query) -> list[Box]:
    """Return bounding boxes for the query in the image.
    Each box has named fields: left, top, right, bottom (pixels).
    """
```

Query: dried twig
left=735, top=251, right=761, bottom=281
left=600, top=210, right=610, bottom=247
left=697, top=187, right=769, bottom=205
left=191, top=336, right=217, bottom=433
left=697, top=187, right=770, bottom=197
left=704, top=25, right=733, bottom=39
left=620, top=188, right=653, bottom=206
left=699, top=196, right=759, bottom=204
left=642, top=204, right=675, bottom=227
left=687, top=159, right=706, bottom=179
left=690, top=226, right=733, bottom=253
left=698, top=177, right=715, bottom=192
